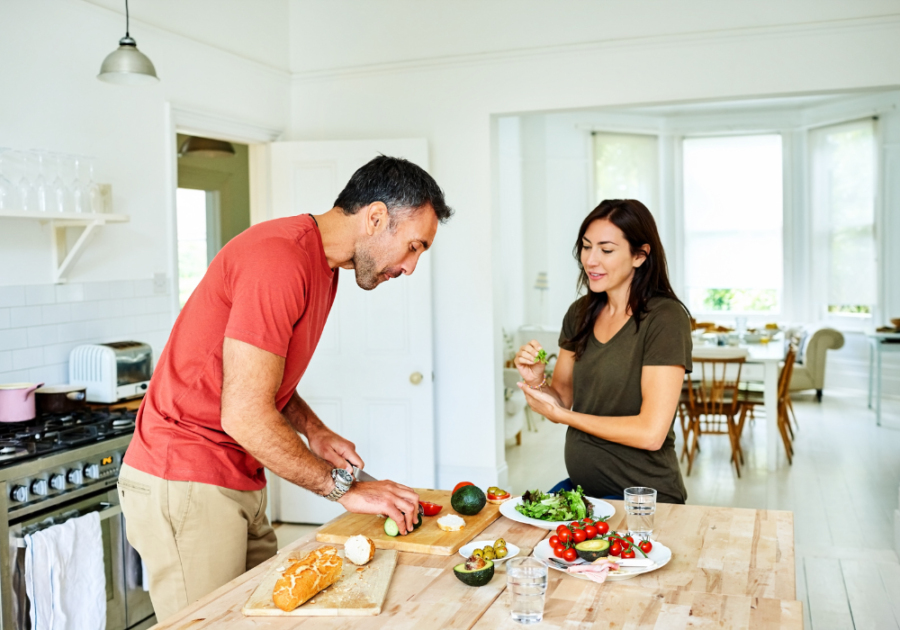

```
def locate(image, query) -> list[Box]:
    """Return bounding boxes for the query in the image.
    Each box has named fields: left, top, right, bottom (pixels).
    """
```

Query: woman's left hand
left=518, top=382, right=566, bottom=424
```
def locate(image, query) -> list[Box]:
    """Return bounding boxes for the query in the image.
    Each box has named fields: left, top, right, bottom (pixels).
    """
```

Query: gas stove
left=0, top=409, right=136, bottom=469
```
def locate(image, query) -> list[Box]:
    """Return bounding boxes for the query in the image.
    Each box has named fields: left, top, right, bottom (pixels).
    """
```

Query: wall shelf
left=0, top=210, right=130, bottom=284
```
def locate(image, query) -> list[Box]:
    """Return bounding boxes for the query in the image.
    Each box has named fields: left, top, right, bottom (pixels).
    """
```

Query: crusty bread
left=437, top=514, right=466, bottom=532
left=344, top=535, right=376, bottom=566
left=272, top=546, right=343, bottom=612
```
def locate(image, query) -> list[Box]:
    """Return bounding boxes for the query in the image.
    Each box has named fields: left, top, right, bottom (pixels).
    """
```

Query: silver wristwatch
left=323, top=468, right=354, bottom=501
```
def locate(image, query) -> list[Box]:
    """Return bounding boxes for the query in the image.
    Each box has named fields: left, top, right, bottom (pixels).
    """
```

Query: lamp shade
left=178, top=136, right=236, bottom=158
left=97, top=37, right=159, bottom=85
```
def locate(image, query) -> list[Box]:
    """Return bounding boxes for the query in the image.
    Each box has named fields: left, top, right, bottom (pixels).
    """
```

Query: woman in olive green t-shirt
left=515, top=199, right=692, bottom=504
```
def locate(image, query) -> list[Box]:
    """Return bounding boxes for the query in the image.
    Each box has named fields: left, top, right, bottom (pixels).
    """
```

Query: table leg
left=764, top=360, right=779, bottom=471
left=876, top=343, right=883, bottom=427
left=868, top=339, right=875, bottom=409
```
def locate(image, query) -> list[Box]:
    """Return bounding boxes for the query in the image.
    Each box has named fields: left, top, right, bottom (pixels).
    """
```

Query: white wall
left=0, top=0, right=289, bottom=385
left=289, top=4, right=900, bottom=486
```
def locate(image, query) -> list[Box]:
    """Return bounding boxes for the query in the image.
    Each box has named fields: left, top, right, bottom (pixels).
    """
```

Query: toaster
left=69, top=341, right=153, bottom=403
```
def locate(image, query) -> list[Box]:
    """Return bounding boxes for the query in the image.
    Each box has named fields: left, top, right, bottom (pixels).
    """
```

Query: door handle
left=409, top=372, right=423, bottom=385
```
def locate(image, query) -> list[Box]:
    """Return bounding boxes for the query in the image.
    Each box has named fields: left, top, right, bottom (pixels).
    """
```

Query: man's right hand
left=338, top=480, right=420, bottom=535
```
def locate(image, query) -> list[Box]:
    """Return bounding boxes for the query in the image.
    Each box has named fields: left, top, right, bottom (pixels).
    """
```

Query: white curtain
left=682, top=134, right=783, bottom=313
left=593, top=132, right=659, bottom=214
left=809, top=119, right=876, bottom=313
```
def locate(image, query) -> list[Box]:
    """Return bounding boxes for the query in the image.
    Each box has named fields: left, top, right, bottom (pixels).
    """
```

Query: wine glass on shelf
left=70, top=155, right=88, bottom=213
left=17, top=151, right=35, bottom=212
left=31, top=151, right=50, bottom=212
left=85, top=157, right=103, bottom=213
left=50, top=153, right=72, bottom=213
left=0, top=148, right=15, bottom=211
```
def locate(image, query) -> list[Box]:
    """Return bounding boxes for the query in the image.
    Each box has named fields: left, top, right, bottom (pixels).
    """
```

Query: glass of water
left=506, top=557, right=547, bottom=625
left=624, top=486, right=657, bottom=540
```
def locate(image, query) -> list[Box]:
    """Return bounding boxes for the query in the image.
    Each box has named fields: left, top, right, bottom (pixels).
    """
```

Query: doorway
left=174, top=134, right=251, bottom=307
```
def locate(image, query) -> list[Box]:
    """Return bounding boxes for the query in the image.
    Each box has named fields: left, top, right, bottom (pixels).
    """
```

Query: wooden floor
left=505, top=389, right=900, bottom=630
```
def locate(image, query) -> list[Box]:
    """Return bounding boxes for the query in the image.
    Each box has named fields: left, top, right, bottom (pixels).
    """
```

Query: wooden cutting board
left=316, top=488, right=502, bottom=555
left=242, top=544, right=399, bottom=617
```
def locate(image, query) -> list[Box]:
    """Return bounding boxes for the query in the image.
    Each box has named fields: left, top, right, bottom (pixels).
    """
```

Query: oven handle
left=13, top=502, right=122, bottom=548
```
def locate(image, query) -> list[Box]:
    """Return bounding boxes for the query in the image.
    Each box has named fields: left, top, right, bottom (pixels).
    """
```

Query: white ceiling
left=82, top=0, right=291, bottom=71
left=287, top=0, right=900, bottom=75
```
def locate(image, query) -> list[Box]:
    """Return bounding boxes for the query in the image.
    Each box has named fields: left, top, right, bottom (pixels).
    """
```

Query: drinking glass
left=0, top=148, right=14, bottom=210
left=506, top=557, right=547, bottom=625
left=624, top=486, right=657, bottom=540
left=31, top=151, right=50, bottom=212
left=84, top=158, right=103, bottom=213
left=70, top=155, right=88, bottom=213
left=50, top=153, right=72, bottom=213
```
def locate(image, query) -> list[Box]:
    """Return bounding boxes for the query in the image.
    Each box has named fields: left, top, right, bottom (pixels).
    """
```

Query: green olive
left=472, top=549, right=483, bottom=558
left=495, top=546, right=508, bottom=559
left=495, top=538, right=506, bottom=548
left=483, top=548, right=496, bottom=560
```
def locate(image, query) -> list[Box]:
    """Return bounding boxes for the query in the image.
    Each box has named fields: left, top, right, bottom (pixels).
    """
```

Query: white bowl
left=458, top=540, right=520, bottom=563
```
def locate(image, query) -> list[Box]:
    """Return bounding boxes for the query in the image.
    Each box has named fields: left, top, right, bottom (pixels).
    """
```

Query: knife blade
left=352, top=466, right=377, bottom=483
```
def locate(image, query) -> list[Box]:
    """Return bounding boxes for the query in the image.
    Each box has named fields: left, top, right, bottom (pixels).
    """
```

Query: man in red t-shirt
left=117, top=156, right=452, bottom=621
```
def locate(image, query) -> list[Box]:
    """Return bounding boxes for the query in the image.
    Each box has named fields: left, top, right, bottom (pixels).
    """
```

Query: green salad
left=515, top=486, right=595, bottom=522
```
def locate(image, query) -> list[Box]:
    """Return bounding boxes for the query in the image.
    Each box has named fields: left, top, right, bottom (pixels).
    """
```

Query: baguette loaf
left=272, top=546, right=343, bottom=612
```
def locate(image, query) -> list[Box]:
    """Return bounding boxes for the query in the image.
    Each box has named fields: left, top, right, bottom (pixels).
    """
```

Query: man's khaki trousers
left=117, top=464, right=278, bottom=623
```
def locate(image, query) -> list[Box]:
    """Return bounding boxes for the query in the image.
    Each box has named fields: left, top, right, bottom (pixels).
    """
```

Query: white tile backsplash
left=0, top=279, right=172, bottom=385
left=0, top=286, right=27, bottom=308
left=25, top=285, right=56, bottom=306
left=11, top=306, right=42, bottom=328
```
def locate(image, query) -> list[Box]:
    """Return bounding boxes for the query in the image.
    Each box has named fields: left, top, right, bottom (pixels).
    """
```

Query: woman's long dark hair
left=564, top=199, right=688, bottom=359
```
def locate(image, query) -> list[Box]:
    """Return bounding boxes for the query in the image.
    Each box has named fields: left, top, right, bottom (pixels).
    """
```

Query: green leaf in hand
left=535, top=349, right=548, bottom=365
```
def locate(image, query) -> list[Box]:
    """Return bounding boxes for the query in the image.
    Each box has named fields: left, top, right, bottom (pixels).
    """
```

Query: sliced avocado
left=574, top=538, right=610, bottom=562
left=453, top=559, right=495, bottom=587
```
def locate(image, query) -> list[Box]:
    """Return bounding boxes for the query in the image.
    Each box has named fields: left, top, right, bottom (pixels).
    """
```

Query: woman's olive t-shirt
left=559, top=296, right=692, bottom=504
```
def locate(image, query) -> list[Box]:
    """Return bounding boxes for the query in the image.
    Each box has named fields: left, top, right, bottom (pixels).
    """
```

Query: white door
left=266, top=140, right=435, bottom=524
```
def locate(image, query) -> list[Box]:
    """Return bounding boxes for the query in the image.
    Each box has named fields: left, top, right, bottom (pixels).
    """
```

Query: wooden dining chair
left=683, top=353, right=747, bottom=477
left=738, top=345, right=797, bottom=465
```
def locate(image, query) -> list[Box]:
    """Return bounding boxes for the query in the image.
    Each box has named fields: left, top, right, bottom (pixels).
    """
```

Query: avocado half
left=453, top=559, right=495, bottom=587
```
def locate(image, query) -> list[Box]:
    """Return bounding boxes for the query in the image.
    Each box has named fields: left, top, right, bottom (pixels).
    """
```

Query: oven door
left=8, top=488, right=126, bottom=630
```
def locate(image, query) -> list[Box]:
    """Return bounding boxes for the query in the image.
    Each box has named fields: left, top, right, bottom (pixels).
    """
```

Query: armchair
left=789, top=326, right=845, bottom=401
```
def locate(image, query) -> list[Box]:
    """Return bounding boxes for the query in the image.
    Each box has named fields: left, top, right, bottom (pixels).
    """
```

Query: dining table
left=866, top=331, right=900, bottom=426
left=149, top=500, right=800, bottom=629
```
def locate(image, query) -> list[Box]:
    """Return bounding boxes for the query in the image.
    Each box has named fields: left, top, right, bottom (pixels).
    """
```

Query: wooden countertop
left=151, top=501, right=800, bottom=629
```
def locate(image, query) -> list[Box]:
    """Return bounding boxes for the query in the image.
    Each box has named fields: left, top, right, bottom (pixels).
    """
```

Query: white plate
left=532, top=538, right=672, bottom=582
left=499, top=495, right=615, bottom=529
left=458, top=540, right=520, bottom=563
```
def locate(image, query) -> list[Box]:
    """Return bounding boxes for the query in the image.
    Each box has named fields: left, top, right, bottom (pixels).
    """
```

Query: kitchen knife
left=352, top=466, right=377, bottom=483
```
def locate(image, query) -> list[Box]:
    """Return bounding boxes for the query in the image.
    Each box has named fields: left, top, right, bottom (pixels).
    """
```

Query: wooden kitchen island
left=151, top=501, right=801, bottom=629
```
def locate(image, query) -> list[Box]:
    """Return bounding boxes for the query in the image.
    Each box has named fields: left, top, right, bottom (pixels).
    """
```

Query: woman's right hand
left=514, top=340, right=546, bottom=388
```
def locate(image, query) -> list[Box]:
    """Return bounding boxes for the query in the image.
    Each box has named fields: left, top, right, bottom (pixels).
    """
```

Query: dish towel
left=24, top=511, right=106, bottom=630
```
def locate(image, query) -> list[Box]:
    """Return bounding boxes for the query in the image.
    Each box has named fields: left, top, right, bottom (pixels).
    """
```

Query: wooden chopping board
left=316, top=488, right=502, bottom=556
left=242, top=544, right=399, bottom=617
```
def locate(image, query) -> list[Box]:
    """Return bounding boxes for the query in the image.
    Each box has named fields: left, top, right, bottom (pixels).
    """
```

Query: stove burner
left=0, top=407, right=137, bottom=468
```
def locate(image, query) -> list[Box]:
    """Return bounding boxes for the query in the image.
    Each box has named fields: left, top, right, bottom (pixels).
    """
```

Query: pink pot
left=0, top=383, right=44, bottom=423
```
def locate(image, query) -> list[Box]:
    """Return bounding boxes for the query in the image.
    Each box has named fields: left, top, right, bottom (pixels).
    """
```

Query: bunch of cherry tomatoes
left=549, top=517, right=653, bottom=563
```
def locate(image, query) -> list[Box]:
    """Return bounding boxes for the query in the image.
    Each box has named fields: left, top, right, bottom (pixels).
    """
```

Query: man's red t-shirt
left=124, top=214, right=338, bottom=491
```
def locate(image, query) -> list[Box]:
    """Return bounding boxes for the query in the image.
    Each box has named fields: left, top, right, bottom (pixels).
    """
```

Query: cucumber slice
left=384, top=517, right=400, bottom=537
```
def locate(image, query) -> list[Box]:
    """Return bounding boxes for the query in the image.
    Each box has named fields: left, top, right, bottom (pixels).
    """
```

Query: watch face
left=334, top=468, right=353, bottom=486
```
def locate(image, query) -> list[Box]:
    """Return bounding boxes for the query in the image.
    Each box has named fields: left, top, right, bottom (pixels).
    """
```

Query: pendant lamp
left=178, top=136, right=236, bottom=158
left=97, top=0, right=159, bottom=85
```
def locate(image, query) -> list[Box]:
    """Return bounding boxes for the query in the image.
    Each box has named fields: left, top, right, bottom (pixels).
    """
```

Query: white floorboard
left=505, top=389, right=900, bottom=630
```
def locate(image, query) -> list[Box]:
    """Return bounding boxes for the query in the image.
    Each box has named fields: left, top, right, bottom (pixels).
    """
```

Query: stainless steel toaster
left=69, top=341, right=153, bottom=403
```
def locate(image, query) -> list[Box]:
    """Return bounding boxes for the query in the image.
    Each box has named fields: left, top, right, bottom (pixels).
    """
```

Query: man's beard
left=352, top=239, right=387, bottom=291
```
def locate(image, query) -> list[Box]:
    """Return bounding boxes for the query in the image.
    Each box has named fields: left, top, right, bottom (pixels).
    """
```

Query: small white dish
left=532, top=538, right=672, bottom=582
left=458, top=540, right=520, bottom=563
left=499, top=496, right=615, bottom=529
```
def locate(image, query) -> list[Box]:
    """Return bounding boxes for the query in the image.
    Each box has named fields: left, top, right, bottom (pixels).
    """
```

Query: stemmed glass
left=50, top=153, right=72, bottom=213
left=70, top=156, right=88, bottom=214
left=31, top=151, right=50, bottom=212
left=84, top=158, right=103, bottom=213
left=0, top=148, right=15, bottom=210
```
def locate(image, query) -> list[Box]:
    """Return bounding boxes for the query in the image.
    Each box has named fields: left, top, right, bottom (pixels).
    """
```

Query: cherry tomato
left=621, top=540, right=631, bottom=552
left=584, top=525, right=598, bottom=539
left=558, top=530, right=572, bottom=544
left=553, top=544, right=566, bottom=558
left=595, top=521, right=610, bottom=535
left=572, top=529, right=587, bottom=543
left=621, top=549, right=636, bottom=559
left=556, top=525, right=570, bottom=537
left=563, top=548, right=578, bottom=562
left=418, top=501, right=443, bottom=516
left=609, top=541, right=622, bottom=556
left=624, top=535, right=634, bottom=544
left=582, top=517, right=594, bottom=525
left=570, top=522, right=581, bottom=529
left=549, top=535, right=560, bottom=547
left=452, top=482, right=474, bottom=494
left=639, top=540, right=653, bottom=554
